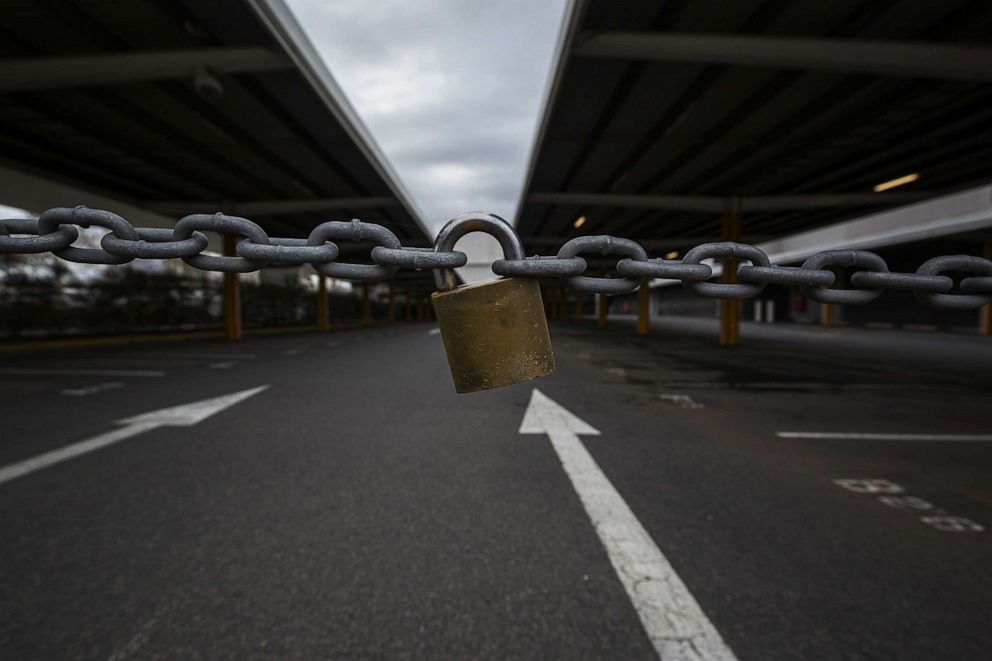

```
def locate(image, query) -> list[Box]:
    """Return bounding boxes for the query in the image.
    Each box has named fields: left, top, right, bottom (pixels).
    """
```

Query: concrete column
left=981, top=241, right=991, bottom=336
left=317, top=275, right=329, bottom=331
left=719, top=209, right=741, bottom=346
left=361, top=282, right=372, bottom=326
left=222, top=234, right=242, bottom=341
left=387, top=279, right=396, bottom=324
left=637, top=279, right=650, bottom=335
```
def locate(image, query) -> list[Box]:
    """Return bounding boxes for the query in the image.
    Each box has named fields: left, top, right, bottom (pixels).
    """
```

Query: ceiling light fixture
left=573, top=216, right=586, bottom=229
left=873, top=173, right=919, bottom=193
left=665, top=250, right=679, bottom=260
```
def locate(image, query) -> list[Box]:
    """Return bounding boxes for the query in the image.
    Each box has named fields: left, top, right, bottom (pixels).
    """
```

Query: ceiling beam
left=520, top=236, right=776, bottom=250
left=146, top=197, right=398, bottom=216
left=573, top=32, right=992, bottom=82
left=527, top=191, right=929, bottom=213
left=0, top=48, right=293, bottom=92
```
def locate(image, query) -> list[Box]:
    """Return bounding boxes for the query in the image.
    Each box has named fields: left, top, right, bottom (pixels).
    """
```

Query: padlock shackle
left=432, top=213, right=525, bottom=291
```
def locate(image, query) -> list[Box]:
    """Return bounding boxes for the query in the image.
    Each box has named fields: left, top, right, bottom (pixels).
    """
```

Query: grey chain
left=2, top=206, right=991, bottom=311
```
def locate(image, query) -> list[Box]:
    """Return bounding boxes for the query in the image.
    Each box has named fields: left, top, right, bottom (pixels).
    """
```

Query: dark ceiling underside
left=518, top=0, right=992, bottom=253
left=0, top=0, right=425, bottom=242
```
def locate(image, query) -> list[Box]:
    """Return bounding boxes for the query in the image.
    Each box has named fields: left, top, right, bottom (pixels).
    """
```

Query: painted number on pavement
left=833, top=478, right=984, bottom=533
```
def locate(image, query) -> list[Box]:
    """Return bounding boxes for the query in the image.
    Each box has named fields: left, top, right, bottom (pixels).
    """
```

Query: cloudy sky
left=284, top=0, right=568, bottom=235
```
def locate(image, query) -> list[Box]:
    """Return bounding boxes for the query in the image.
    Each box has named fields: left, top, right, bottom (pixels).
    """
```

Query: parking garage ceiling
left=517, top=0, right=992, bottom=253
left=0, top=0, right=428, bottom=247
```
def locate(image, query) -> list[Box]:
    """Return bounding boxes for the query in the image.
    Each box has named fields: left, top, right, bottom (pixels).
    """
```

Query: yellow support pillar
left=387, top=279, right=396, bottom=324
left=637, top=279, right=650, bottom=335
left=317, top=275, right=329, bottom=331
left=981, top=241, right=991, bottom=336
left=597, top=269, right=609, bottom=329
left=719, top=210, right=741, bottom=346
left=222, top=234, right=242, bottom=341
left=821, top=302, right=833, bottom=327
left=361, top=282, right=372, bottom=326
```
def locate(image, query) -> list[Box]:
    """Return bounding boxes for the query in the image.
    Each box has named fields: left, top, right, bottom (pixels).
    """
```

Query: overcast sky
left=284, top=0, right=568, bottom=235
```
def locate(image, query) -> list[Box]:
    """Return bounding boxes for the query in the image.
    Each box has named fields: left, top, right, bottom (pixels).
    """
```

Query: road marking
left=833, top=478, right=984, bottom=533
left=0, top=368, right=164, bottom=377
left=208, top=361, right=237, bottom=369
left=282, top=349, right=304, bottom=356
left=521, top=389, right=736, bottom=660
left=780, top=432, right=992, bottom=441
left=61, top=382, right=123, bottom=397
left=833, top=478, right=904, bottom=494
left=133, top=352, right=257, bottom=360
left=428, top=328, right=441, bottom=335
left=0, top=385, right=268, bottom=486
left=659, top=394, right=704, bottom=409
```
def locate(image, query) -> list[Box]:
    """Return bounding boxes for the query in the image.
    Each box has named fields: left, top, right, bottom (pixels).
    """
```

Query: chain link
left=2, top=206, right=992, bottom=310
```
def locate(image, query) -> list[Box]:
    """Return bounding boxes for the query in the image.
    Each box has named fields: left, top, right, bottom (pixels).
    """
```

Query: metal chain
left=3, top=206, right=992, bottom=311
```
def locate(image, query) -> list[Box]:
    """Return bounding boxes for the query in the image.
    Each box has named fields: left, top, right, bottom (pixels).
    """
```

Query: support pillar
left=820, top=302, right=833, bottom=327
left=316, top=275, right=329, bottom=331
left=637, top=279, right=650, bottom=335
left=597, top=269, right=609, bottom=329
left=719, top=209, right=741, bottom=346
left=387, top=279, right=396, bottom=324
left=361, top=282, right=372, bottom=326
left=406, top=291, right=414, bottom=321
left=558, top=284, right=566, bottom=321
left=222, top=234, right=242, bottom=341
left=574, top=291, right=584, bottom=321
left=981, top=241, right=991, bottom=336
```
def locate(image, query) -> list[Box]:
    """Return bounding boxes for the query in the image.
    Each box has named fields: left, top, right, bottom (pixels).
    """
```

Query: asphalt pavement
left=1, top=317, right=990, bottom=659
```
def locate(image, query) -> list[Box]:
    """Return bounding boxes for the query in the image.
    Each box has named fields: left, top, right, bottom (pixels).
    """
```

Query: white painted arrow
left=0, top=385, right=268, bottom=487
left=521, top=389, right=737, bottom=661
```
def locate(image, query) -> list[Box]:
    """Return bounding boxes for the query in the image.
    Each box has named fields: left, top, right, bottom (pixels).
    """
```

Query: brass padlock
left=431, top=213, right=555, bottom=393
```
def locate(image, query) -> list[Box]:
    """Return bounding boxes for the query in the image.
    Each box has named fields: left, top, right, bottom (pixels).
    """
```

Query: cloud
left=284, top=0, right=568, bottom=234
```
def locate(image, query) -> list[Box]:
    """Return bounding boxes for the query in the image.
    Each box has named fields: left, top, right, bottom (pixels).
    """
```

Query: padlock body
left=432, top=277, right=555, bottom=393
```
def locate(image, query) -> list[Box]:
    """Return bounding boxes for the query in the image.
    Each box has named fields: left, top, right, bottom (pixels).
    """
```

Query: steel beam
left=527, top=191, right=927, bottom=213
left=0, top=48, right=291, bottom=92
left=573, top=32, right=992, bottom=82
left=147, top=197, right=397, bottom=216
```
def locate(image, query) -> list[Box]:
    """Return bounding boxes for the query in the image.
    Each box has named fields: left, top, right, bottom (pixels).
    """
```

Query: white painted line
left=134, top=352, right=257, bottom=360
left=659, top=394, right=705, bottom=409
left=0, top=385, right=268, bottom=486
left=282, top=349, right=302, bottom=356
left=521, top=389, right=736, bottom=660
left=61, top=382, right=123, bottom=397
left=428, top=328, right=441, bottom=335
left=0, top=368, right=164, bottom=377
left=780, top=432, right=992, bottom=441
left=208, top=361, right=237, bottom=370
